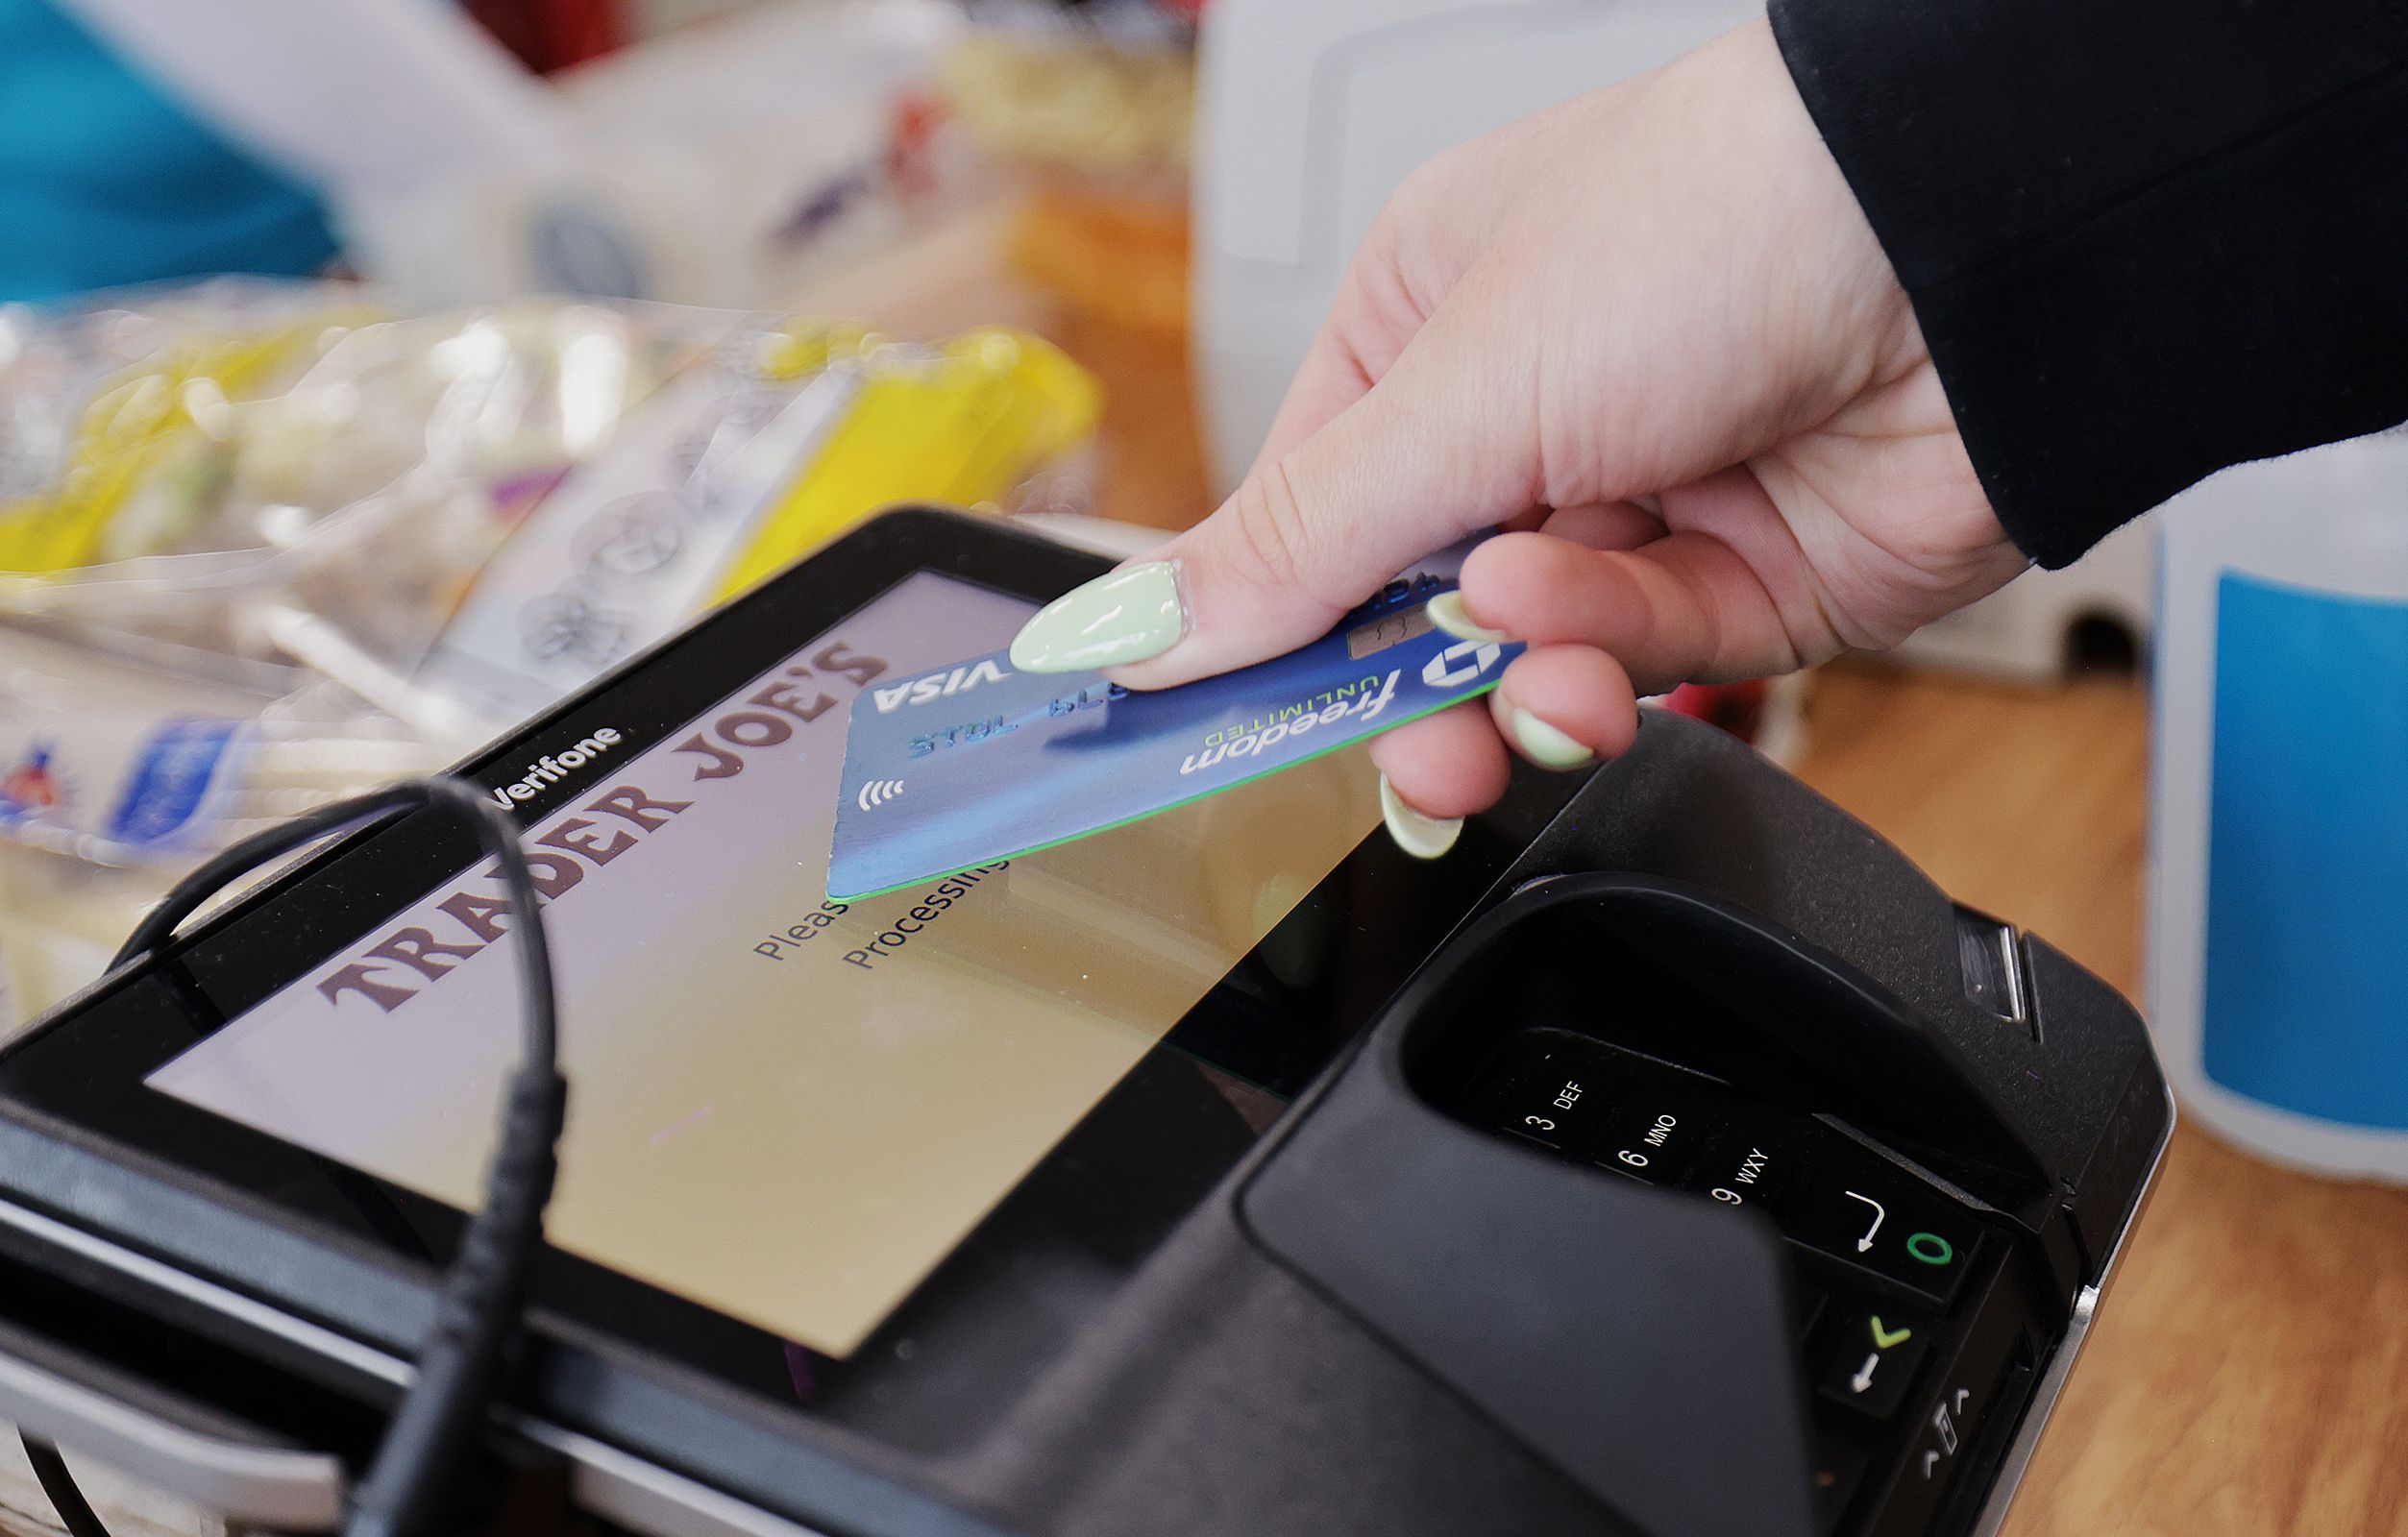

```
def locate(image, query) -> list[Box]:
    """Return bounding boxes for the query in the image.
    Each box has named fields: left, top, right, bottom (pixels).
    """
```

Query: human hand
left=1008, top=18, right=2027, bottom=855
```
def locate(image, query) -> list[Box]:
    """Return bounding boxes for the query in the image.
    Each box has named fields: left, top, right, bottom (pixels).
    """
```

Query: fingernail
left=1379, top=774, right=1462, bottom=860
left=1492, top=696, right=1595, bottom=769
left=1010, top=562, right=1186, bottom=672
left=1425, top=591, right=1510, bottom=645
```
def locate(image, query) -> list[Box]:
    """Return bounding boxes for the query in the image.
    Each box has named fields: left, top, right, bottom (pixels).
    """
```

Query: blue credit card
left=827, top=569, right=1521, bottom=901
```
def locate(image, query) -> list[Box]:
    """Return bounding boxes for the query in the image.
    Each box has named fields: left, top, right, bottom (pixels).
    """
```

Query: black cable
left=23, top=1436, right=112, bottom=1537
left=22, top=776, right=567, bottom=1537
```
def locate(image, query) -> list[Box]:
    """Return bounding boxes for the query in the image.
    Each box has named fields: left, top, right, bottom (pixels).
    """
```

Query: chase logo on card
left=827, top=572, right=1522, bottom=901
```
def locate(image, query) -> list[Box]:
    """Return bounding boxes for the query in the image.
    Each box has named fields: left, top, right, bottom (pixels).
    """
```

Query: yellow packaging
left=0, top=319, right=349, bottom=574
left=710, top=325, right=1099, bottom=602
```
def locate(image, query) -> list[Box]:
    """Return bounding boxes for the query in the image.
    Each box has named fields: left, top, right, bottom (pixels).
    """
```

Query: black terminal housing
left=0, top=511, right=2168, bottom=1537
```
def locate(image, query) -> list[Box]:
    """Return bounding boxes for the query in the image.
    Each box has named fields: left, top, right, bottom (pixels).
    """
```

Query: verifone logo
left=488, top=729, right=625, bottom=807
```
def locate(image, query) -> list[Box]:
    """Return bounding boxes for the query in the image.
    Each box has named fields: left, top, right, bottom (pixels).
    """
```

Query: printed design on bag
left=0, top=743, right=64, bottom=823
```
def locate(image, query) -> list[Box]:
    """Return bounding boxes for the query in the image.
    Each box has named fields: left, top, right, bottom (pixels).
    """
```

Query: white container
left=2150, top=427, right=2408, bottom=1182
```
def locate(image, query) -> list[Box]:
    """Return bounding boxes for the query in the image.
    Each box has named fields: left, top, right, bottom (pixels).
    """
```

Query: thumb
left=1009, top=320, right=1536, bottom=688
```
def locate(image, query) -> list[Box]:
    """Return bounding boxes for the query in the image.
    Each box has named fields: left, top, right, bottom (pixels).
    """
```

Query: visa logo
left=872, top=659, right=1010, bottom=714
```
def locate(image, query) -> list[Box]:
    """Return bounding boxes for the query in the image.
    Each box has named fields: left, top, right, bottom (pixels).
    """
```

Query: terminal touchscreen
left=142, top=565, right=1380, bottom=1358
left=145, top=566, right=1377, bottom=1358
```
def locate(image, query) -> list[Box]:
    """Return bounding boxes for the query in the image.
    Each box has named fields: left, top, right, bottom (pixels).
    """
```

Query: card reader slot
left=0, top=1313, right=345, bottom=1530
left=0, top=1208, right=393, bottom=1453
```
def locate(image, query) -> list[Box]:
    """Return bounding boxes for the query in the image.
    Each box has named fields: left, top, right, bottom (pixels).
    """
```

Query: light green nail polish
left=1009, top=561, right=1185, bottom=672
left=1379, top=775, right=1462, bottom=860
left=1499, top=702, right=1595, bottom=769
left=1426, top=591, right=1510, bottom=645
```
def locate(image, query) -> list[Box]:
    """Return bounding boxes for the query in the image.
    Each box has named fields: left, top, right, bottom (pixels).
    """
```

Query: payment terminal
left=0, top=508, right=2168, bottom=1537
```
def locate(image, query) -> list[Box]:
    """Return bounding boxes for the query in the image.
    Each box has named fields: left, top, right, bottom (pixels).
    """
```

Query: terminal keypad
left=1451, top=1024, right=2026, bottom=1536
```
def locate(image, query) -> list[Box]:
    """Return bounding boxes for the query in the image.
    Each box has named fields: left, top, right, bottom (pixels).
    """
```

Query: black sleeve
left=1768, top=0, right=2408, bottom=568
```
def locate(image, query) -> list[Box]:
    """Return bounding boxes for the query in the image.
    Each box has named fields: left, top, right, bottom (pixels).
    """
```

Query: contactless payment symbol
left=855, top=778, right=906, bottom=813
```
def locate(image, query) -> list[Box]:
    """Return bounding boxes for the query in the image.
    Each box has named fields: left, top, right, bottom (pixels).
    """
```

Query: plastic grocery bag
left=0, top=281, right=1096, bottom=1019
